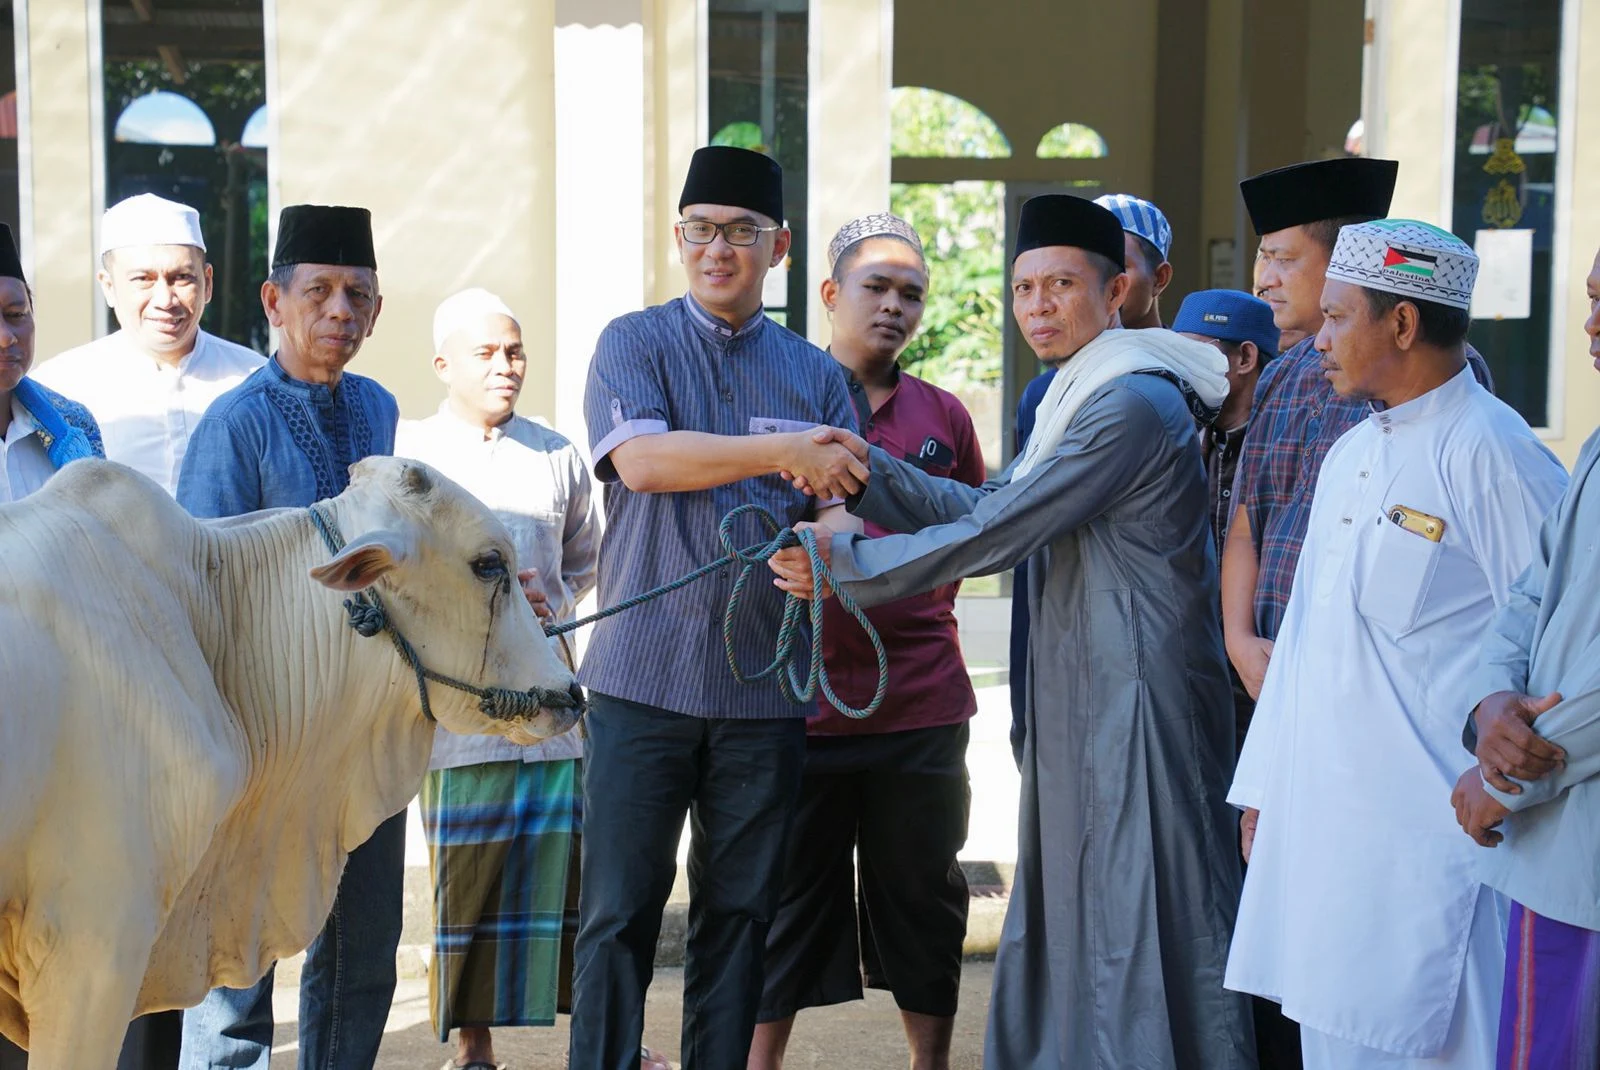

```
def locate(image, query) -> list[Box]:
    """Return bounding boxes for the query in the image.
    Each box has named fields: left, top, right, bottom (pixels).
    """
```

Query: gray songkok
left=826, top=212, right=924, bottom=270
left=1325, top=218, right=1478, bottom=311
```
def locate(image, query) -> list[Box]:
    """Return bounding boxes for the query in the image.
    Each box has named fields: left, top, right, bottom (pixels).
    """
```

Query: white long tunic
left=1226, top=367, right=1567, bottom=1057
left=0, top=397, right=53, bottom=503
left=396, top=406, right=600, bottom=768
left=31, top=329, right=264, bottom=494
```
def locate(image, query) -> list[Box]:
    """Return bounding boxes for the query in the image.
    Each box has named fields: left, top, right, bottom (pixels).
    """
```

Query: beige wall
left=643, top=0, right=699, bottom=309
left=21, top=0, right=97, bottom=363
left=272, top=0, right=557, bottom=419
left=806, top=0, right=892, bottom=343
left=892, top=0, right=1157, bottom=192
left=1371, top=0, right=1596, bottom=461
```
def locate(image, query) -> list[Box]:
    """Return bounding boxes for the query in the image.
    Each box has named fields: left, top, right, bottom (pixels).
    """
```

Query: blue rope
left=547, top=504, right=888, bottom=719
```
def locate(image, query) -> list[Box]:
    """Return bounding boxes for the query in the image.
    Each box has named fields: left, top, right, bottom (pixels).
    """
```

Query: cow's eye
left=471, top=551, right=508, bottom=582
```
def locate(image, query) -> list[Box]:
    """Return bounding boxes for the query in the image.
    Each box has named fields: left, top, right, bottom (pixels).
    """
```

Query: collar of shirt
left=266, top=353, right=345, bottom=406
left=432, top=400, right=511, bottom=444
left=5, top=394, right=38, bottom=446
left=1366, top=363, right=1475, bottom=434
left=684, top=294, right=768, bottom=347
left=842, top=363, right=902, bottom=432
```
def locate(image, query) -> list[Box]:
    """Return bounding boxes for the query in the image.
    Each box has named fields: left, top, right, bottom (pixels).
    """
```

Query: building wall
left=272, top=0, right=557, bottom=419
left=20, top=0, right=97, bottom=364
left=1371, top=0, right=1596, bottom=463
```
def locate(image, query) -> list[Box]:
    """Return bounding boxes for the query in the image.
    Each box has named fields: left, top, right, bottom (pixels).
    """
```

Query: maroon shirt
left=810, top=368, right=986, bottom=736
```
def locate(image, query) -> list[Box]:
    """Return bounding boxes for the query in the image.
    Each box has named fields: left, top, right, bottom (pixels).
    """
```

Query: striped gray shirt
left=580, top=296, right=856, bottom=719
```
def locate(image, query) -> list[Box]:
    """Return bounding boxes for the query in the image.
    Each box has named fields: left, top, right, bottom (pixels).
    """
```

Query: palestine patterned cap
left=1094, top=193, right=1172, bottom=260
left=826, top=212, right=924, bottom=270
left=1325, top=218, right=1478, bottom=311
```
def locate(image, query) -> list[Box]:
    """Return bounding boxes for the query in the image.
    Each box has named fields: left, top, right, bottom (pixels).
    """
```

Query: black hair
left=1129, top=233, right=1164, bottom=275
left=1364, top=288, right=1471, bottom=349
left=1302, top=214, right=1381, bottom=255
left=1087, top=250, right=1122, bottom=287
left=830, top=234, right=927, bottom=282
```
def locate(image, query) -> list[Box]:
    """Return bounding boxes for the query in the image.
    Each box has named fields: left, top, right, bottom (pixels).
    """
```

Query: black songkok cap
left=1013, top=194, right=1126, bottom=270
left=271, top=205, right=377, bottom=271
left=678, top=146, right=785, bottom=225
left=1240, top=158, right=1399, bottom=236
left=0, top=224, right=23, bottom=283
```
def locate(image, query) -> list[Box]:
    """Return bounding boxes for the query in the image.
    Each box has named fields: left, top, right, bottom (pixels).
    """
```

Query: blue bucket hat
left=1172, top=289, right=1280, bottom=359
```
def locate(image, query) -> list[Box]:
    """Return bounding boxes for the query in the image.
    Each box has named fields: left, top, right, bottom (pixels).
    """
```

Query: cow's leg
left=20, top=930, right=151, bottom=1070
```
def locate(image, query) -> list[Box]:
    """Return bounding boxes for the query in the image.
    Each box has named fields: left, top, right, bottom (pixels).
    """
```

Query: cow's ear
left=310, top=531, right=411, bottom=592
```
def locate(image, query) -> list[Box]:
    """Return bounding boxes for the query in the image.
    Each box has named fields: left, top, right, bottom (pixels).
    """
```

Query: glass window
left=0, top=2, right=19, bottom=239
left=1036, top=122, right=1108, bottom=160
left=707, top=0, right=808, bottom=328
left=889, top=87, right=1010, bottom=159
left=1451, top=0, right=1562, bottom=427
left=101, top=0, right=268, bottom=351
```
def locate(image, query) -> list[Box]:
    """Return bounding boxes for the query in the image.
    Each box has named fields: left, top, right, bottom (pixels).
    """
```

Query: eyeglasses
left=677, top=220, right=781, bottom=247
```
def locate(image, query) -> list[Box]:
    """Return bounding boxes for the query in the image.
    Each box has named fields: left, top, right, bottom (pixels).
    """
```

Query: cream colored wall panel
left=807, top=0, right=891, bottom=344
left=23, top=0, right=96, bottom=361
left=644, top=0, right=699, bottom=308
left=1552, top=0, right=1595, bottom=465
left=272, top=0, right=556, bottom=419
left=555, top=3, right=645, bottom=452
left=1372, top=0, right=1451, bottom=222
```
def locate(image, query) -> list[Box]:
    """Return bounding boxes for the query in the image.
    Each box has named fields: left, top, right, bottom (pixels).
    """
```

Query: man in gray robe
left=773, top=194, right=1255, bottom=1069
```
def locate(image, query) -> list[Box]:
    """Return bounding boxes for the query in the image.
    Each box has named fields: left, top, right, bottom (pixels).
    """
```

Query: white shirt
left=1225, top=367, right=1568, bottom=1057
left=31, top=329, right=264, bottom=495
left=0, top=396, right=54, bottom=503
left=396, top=405, right=601, bottom=767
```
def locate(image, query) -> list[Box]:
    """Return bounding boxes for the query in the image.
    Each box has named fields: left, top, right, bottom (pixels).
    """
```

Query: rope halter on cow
left=307, top=503, right=584, bottom=725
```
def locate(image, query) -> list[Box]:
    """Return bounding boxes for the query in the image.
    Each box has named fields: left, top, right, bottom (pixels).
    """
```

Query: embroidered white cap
left=1325, top=218, right=1478, bottom=311
left=433, top=287, right=519, bottom=353
left=99, top=193, right=206, bottom=256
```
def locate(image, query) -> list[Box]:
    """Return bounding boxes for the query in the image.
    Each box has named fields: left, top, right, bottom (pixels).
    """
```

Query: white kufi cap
left=433, top=287, right=519, bottom=353
left=99, top=193, right=206, bottom=256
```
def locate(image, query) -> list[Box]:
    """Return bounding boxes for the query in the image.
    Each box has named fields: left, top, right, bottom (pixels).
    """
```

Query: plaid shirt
left=1235, top=337, right=1494, bottom=641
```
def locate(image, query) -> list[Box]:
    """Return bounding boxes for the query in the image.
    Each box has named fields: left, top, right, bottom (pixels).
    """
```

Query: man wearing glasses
left=569, top=145, right=863, bottom=1070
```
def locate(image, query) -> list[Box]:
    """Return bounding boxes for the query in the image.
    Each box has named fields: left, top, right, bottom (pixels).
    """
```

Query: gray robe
left=830, top=372, right=1254, bottom=1070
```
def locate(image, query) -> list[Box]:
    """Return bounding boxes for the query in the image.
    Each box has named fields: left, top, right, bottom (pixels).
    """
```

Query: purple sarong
left=1499, top=901, right=1600, bottom=1070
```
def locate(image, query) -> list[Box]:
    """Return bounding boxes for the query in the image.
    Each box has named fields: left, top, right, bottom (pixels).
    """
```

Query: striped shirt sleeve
left=583, top=317, right=672, bottom=482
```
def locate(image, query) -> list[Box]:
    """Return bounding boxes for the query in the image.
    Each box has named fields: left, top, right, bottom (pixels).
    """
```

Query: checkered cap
left=1326, top=219, right=1478, bottom=311
left=1094, top=193, right=1172, bottom=260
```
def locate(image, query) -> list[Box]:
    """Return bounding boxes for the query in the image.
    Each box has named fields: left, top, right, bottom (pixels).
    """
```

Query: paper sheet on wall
left=1470, top=228, right=1533, bottom=320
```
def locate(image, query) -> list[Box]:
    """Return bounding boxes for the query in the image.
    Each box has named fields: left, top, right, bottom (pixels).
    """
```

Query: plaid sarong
left=1499, top=901, right=1600, bottom=1070
left=420, top=758, right=583, bottom=1040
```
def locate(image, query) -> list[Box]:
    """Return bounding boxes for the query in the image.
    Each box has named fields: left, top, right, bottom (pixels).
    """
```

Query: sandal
left=441, top=1061, right=503, bottom=1070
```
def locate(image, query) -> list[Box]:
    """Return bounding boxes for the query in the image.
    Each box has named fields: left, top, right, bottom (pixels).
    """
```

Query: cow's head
left=308, top=457, right=582, bottom=744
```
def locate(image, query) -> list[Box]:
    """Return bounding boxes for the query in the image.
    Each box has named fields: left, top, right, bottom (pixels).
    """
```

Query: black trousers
left=567, top=693, right=806, bottom=1070
left=758, top=723, right=971, bottom=1020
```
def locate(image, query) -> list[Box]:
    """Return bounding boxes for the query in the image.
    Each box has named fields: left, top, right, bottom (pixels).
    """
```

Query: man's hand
left=768, top=521, right=834, bottom=600
left=1474, top=690, right=1565, bottom=793
left=1452, top=767, right=1510, bottom=847
left=1240, top=808, right=1259, bottom=864
left=1227, top=636, right=1275, bottom=700
left=780, top=427, right=871, bottom=497
left=518, top=568, right=553, bottom=620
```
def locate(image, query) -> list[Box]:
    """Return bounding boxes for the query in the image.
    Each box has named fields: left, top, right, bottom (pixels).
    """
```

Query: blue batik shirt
left=176, top=356, right=399, bottom=518
left=580, top=296, right=857, bottom=720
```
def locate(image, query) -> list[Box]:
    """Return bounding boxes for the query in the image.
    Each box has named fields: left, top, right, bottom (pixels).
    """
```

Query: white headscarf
left=1011, top=327, right=1230, bottom=483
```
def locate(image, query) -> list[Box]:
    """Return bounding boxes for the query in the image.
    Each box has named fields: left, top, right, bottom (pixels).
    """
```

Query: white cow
left=0, top=456, right=581, bottom=1070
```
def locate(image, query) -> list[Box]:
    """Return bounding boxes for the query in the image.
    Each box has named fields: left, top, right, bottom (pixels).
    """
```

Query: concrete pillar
left=270, top=0, right=557, bottom=418
left=20, top=0, right=97, bottom=360
left=806, top=0, right=892, bottom=344
left=643, top=0, right=699, bottom=308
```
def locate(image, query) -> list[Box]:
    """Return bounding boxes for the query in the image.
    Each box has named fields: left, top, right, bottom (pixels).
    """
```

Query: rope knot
left=343, top=594, right=388, bottom=638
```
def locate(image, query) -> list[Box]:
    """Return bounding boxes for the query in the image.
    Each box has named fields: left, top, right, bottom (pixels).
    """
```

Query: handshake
left=779, top=426, right=872, bottom=499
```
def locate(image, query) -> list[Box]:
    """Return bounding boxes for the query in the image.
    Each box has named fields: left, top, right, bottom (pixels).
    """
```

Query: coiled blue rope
left=547, top=504, right=888, bottom=719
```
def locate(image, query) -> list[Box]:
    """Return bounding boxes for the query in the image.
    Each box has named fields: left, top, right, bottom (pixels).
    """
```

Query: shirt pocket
left=1355, top=513, right=1443, bottom=636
